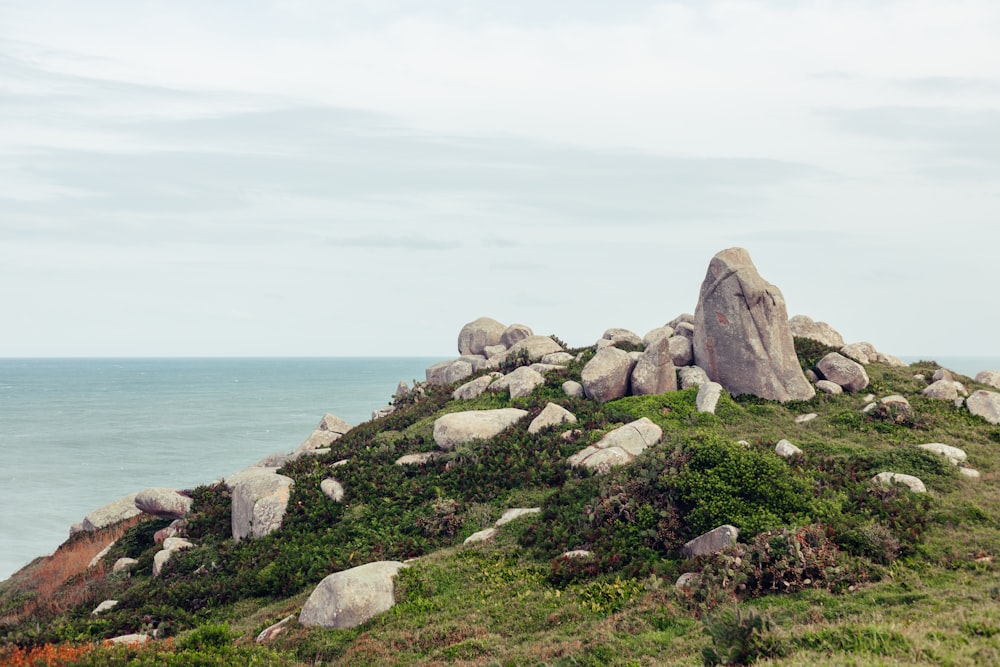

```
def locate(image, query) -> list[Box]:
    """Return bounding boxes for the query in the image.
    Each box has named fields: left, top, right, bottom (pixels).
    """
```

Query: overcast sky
left=2, top=0, right=998, bottom=358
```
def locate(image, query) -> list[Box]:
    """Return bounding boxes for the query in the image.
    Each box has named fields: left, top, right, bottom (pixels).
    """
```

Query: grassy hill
left=1, top=340, right=998, bottom=666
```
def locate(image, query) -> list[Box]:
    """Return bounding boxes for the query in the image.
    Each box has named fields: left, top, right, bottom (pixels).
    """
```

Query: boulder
left=669, top=313, right=695, bottom=328
left=668, top=336, right=694, bottom=367
left=840, top=342, right=878, bottom=365
left=444, top=360, right=474, bottom=385
left=681, top=525, right=739, bottom=558
left=495, top=507, right=541, bottom=526
left=152, top=538, right=194, bottom=577
left=76, top=492, right=142, bottom=534
left=134, top=488, right=192, bottom=520
left=967, top=390, right=1000, bottom=425
left=560, top=550, right=593, bottom=559
left=464, top=528, right=498, bottom=545
left=425, top=360, right=455, bottom=385
left=975, top=370, right=1000, bottom=390
left=529, top=363, right=567, bottom=375
left=630, top=336, right=678, bottom=396
left=960, top=468, right=981, bottom=479
left=789, top=314, right=845, bottom=348
left=876, top=353, right=908, bottom=367
left=674, top=322, right=696, bottom=340
left=816, top=353, right=870, bottom=392
left=581, top=347, right=636, bottom=402
left=872, top=472, right=926, bottom=493
left=541, top=352, right=575, bottom=365
left=432, top=408, right=529, bottom=450
left=483, top=344, right=507, bottom=359
left=923, top=380, right=959, bottom=401
left=600, top=328, right=643, bottom=348
left=506, top=335, right=564, bottom=361
left=393, top=380, right=410, bottom=401
left=371, top=405, right=395, bottom=420
left=567, top=418, right=662, bottom=473
left=458, top=317, right=507, bottom=356
left=92, top=600, right=118, bottom=615
left=297, top=414, right=353, bottom=453
left=226, top=467, right=295, bottom=541
left=917, top=443, right=967, bottom=465
left=154, top=519, right=185, bottom=544
left=528, top=403, right=578, bottom=434
left=815, top=380, right=843, bottom=394
left=678, top=365, right=710, bottom=389
left=394, top=452, right=441, bottom=466
left=256, top=615, right=295, bottom=644
left=108, top=634, right=150, bottom=646
left=112, top=557, right=139, bottom=573
left=693, top=248, right=815, bottom=402
left=500, top=323, right=533, bottom=349
left=795, top=413, right=817, bottom=424
left=775, top=439, right=802, bottom=457
left=489, top=366, right=546, bottom=399
left=299, top=561, right=407, bottom=629
left=877, top=395, right=915, bottom=422
left=675, top=573, right=699, bottom=589
left=643, top=326, right=674, bottom=347
left=320, top=478, right=345, bottom=502
left=932, top=368, right=954, bottom=382
left=453, top=374, right=498, bottom=401
left=562, top=380, right=585, bottom=398
left=696, top=382, right=725, bottom=414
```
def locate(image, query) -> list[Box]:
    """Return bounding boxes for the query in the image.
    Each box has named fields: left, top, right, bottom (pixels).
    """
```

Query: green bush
left=702, top=605, right=786, bottom=666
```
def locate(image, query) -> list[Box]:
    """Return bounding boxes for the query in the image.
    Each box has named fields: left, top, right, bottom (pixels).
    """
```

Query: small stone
left=394, top=452, right=441, bottom=466
left=92, top=600, right=119, bottom=615
left=464, top=528, right=498, bottom=545
left=775, top=439, right=802, bottom=457
left=562, top=380, right=585, bottom=398
left=320, top=478, right=345, bottom=502
left=495, top=508, right=541, bottom=526
left=560, top=550, right=593, bottom=559
left=959, top=468, right=981, bottom=479
left=816, top=380, right=843, bottom=394
left=795, top=413, right=817, bottom=424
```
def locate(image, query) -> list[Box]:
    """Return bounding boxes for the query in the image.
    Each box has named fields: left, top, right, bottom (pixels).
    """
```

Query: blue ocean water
left=0, top=357, right=440, bottom=582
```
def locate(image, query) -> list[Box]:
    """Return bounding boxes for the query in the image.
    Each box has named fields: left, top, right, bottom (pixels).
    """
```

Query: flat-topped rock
left=872, top=472, right=926, bottom=493
left=134, top=488, right=192, bottom=520
left=432, top=408, right=529, bottom=450
left=567, top=418, right=662, bottom=474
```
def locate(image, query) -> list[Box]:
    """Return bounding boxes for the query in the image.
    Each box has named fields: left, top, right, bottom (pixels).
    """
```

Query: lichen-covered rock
left=966, top=390, right=1000, bottom=425
left=693, top=248, right=815, bottom=402
left=696, top=382, right=725, bottom=414
left=299, top=561, right=407, bottom=629
left=630, top=335, right=678, bottom=396
left=974, top=370, right=1000, bottom=390
left=840, top=342, right=878, bottom=365
left=816, top=353, right=870, bottom=392
left=453, top=374, right=498, bottom=401
left=923, top=379, right=959, bottom=401
left=226, top=467, right=294, bottom=541
left=668, top=335, right=694, bottom=367
left=75, top=492, right=142, bottom=535
left=432, top=408, right=529, bottom=450
left=872, top=472, right=926, bottom=493
left=681, top=525, right=739, bottom=558
left=789, top=314, right=845, bottom=348
left=134, top=488, right=192, bottom=520
left=678, top=365, right=710, bottom=389
left=581, top=347, right=636, bottom=402
left=489, top=366, right=546, bottom=399
left=458, top=317, right=507, bottom=356
left=540, top=352, right=574, bottom=365
left=528, top=403, right=578, bottom=434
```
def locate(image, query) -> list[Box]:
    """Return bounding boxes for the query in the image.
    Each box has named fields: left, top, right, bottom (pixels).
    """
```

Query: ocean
left=0, top=357, right=440, bottom=582
left=2, top=354, right=997, bottom=583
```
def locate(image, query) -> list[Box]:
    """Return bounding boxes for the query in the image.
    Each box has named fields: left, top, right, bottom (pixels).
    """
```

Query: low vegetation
left=1, top=339, right=999, bottom=665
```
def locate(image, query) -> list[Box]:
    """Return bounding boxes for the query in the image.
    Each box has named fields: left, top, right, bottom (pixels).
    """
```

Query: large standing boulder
left=567, top=418, right=662, bottom=473
left=458, top=317, right=507, bottom=356
left=432, top=408, right=529, bottom=450
left=630, top=336, right=678, bottom=396
left=299, top=561, right=407, bottom=629
left=134, top=488, right=193, bottom=520
left=226, top=467, right=295, bottom=541
left=692, top=248, right=815, bottom=402
left=297, top=414, right=353, bottom=452
left=73, top=492, right=142, bottom=535
left=789, top=315, right=845, bottom=348
left=581, top=347, right=636, bottom=402
left=967, top=390, right=1000, bottom=425
left=816, top=353, right=870, bottom=392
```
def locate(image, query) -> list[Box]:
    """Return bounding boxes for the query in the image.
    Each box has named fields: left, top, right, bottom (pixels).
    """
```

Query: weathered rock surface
left=152, top=538, right=193, bottom=577
left=917, top=443, right=966, bottom=464
left=581, top=347, right=636, bottom=402
left=681, top=525, right=739, bottom=558
left=108, top=634, right=150, bottom=645
left=540, top=352, right=574, bottom=365
left=88, top=542, right=115, bottom=568
left=975, top=370, right=1000, bottom=390
left=453, top=374, right=498, bottom=401
left=320, top=478, right=345, bottom=502
left=112, top=557, right=139, bottom=573
left=394, top=452, right=441, bottom=466
left=567, top=418, right=662, bottom=473
left=506, top=335, right=564, bottom=361
left=643, top=326, right=674, bottom=347
left=630, top=336, right=678, bottom=396
left=299, top=561, right=407, bottom=629
left=297, top=414, right=353, bottom=453
left=500, top=323, right=533, bottom=349
left=675, top=573, right=699, bottom=589
left=600, top=328, right=643, bottom=348
left=923, top=380, right=959, bottom=401
left=464, top=528, right=498, bottom=545
left=528, top=403, right=578, bottom=434
left=966, top=390, right=1000, bottom=425
left=678, top=365, right=710, bottom=389
left=75, top=492, right=142, bottom=534
left=840, top=342, right=878, bottom=365
left=816, top=353, right=870, bottom=392
left=789, top=314, right=845, bottom=348
left=432, top=408, right=529, bottom=450
left=872, top=472, right=926, bottom=493
left=562, top=380, right=585, bottom=398
left=495, top=507, right=541, bottom=526
left=795, top=413, right=817, bottom=424
left=458, top=317, right=507, bottom=356
left=226, top=467, right=295, bottom=541
left=668, top=335, right=694, bottom=367
left=489, top=366, right=546, bottom=399
left=696, top=382, right=724, bottom=414
left=693, top=248, right=815, bottom=402
left=134, top=488, right=192, bottom=520
left=775, top=439, right=802, bottom=457
left=932, top=368, right=954, bottom=382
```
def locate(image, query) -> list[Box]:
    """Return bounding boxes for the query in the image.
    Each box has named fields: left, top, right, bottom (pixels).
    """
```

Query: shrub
left=702, top=605, right=786, bottom=666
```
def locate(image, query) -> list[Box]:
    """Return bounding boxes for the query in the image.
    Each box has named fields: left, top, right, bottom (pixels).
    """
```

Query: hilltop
left=1, top=248, right=999, bottom=666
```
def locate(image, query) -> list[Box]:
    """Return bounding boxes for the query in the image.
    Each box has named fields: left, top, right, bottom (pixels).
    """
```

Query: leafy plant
left=702, top=604, right=786, bottom=665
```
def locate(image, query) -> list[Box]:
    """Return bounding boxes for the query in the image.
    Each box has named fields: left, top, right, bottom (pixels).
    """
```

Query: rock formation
left=432, top=408, right=529, bottom=450
left=299, top=561, right=407, bottom=629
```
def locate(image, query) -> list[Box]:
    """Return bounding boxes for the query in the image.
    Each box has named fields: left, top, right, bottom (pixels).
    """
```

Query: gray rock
left=795, top=413, right=818, bottom=424
left=960, top=468, right=981, bottom=479
left=674, top=322, right=696, bottom=340
left=112, top=557, right=139, bottom=573
left=226, top=467, right=295, bottom=541
left=506, top=335, right=564, bottom=361
left=675, top=572, right=699, bottom=589
left=394, top=452, right=441, bottom=466
left=458, top=317, right=507, bottom=356
left=76, top=492, right=142, bottom=534
left=256, top=614, right=295, bottom=644
left=878, top=395, right=915, bottom=422
left=108, top=634, right=150, bottom=645
left=495, top=507, right=541, bottom=526
left=668, top=335, right=694, bottom=367
left=528, top=403, right=578, bottom=434
left=299, top=561, right=407, bottom=629
left=816, top=352, right=870, bottom=392
left=669, top=313, right=695, bottom=328
left=560, top=550, right=593, bottom=559
left=923, top=380, right=959, bottom=401
left=464, top=527, right=498, bottom=544
left=500, top=323, right=534, bottom=349
left=567, top=418, right=662, bottom=473
left=630, top=335, right=678, bottom=396
left=88, top=542, right=115, bottom=568
left=562, top=380, right=585, bottom=398
left=297, top=414, right=353, bottom=452
left=540, top=352, right=575, bottom=365
left=917, top=443, right=966, bottom=464
left=489, top=366, right=546, bottom=399
left=642, top=326, right=674, bottom=347
left=678, top=365, right=710, bottom=389
left=975, top=370, right=1000, bottom=390
left=696, top=382, right=724, bottom=414
left=134, top=488, right=193, bottom=520
left=432, top=408, right=529, bottom=450
left=320, top=478, right=345, bottom=502
left=876, top=353, right=908, bottom=367
left=393, top=380, right=410, bottom=401
left=932, top=368, right=954, bottom=382
left=693, top=248, right=815, bottom=402
left=162, top=536, right=193, bottom=551
left=371, top=405, right=395, bottom=420
left=789, top=314, right=845, bottom=348
left=600, top=327, right=643, bottom=348
left=425, top=359, right=454, bottom=385
left=453, top=374, right=498, bottom=401
left=92, top=599, right=118, bottom=615
left=872, top=472, right=926, bottom=493
left=967, top=390, right=1000, bottom=425
left=566, top=445, right=632, bottom=474
left=483, top=344, right=508, bottom=359
left=529, top=363, right=568, bottom=375
left=681, top=525, right=739, bottom=558
left=581, top=347, right=636, bottom=402
left=775, top=439, right=802, bottom=457
left=444, top=360, right=474, bottom=385
left=840, top=342, right=878, bottom=365
left=152, top=538, right=193, bottom=577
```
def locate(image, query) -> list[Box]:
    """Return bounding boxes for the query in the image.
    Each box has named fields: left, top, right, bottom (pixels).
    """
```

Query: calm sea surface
left=0, top=357, right=440, bottom=581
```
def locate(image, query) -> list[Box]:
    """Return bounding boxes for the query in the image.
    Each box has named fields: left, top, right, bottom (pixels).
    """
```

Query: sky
left=1, top=0, right=999, bottom=358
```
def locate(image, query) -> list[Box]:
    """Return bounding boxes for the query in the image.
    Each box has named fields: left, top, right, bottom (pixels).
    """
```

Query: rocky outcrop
left=967, top=390, right=1000, bottom=425
left=692, top=248, right=815, bottom=402
left=681, top=525, right=739, bottom=558
left=73, top=492, right=142, bottom=535
left=581, top=347, right=636, bottom=402
left=226, top=467, right=295, bottom=541
left=134, top=488, right=192, bottom=520
left=872, top=472, right=926, bottom=493
left=299, top=561, right=407, bottom=629
left=567, top=418, right=662, bottom=474
left=975, top=370, right=1000, bottom=390
left=432, top=408, right=529, bottom=450
left=296, top=414, right=353, bottom=453
left=489, top=366, right=546, bottom=399
left=528, top=403, right=578, bottom=434
left=458, top=317, right=507, bottom=356
left=788, top=315, right=844, bottom=348
left=816, top=353, right=870, bottom=392
left=630, top=336, right=678, bottom=396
